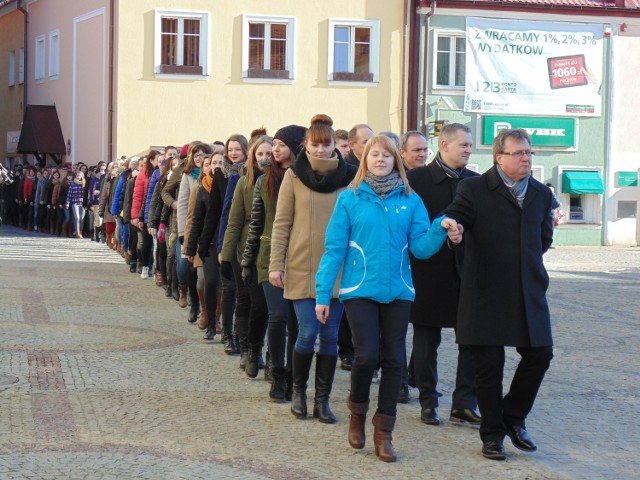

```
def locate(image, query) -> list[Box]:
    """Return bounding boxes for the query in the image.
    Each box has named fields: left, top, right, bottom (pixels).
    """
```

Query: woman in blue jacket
left=315, top=135, right=461, bottom=463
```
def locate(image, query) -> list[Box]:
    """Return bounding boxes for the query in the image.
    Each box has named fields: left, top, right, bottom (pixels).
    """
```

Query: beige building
left=5, top=0, right=409, bottom=165
left=0, top=2, right=25, bottom=168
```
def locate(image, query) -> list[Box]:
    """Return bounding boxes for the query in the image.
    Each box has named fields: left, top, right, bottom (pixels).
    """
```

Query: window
left=434, top=32, right=465, bottom=89
left=617, top=201, right=637, bottom=219
left=19, top=48, right=24, bottom=84
left=154, top=9, right=209, bottom=77
left=9, top=50, right=15, bottom=86
left=328, top=19, right=380, bottom=84
left=242, top=15, right=295, bottom=81
left=49, top=30, right=60, bottom=78
left=35, top=34, right=45, bottom=82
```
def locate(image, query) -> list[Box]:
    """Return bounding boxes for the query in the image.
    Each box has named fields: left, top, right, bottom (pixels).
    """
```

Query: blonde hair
left=352, top=135, right=411, bottom=196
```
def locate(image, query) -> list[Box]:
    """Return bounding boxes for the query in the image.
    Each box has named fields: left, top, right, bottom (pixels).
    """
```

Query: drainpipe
left=17, top=0, right=28, bottom=165
left=420, top=1, right=436, bottom=134
left=108, top=0, right=114, bottom=163
left=602, top=29, right=614, bottom=246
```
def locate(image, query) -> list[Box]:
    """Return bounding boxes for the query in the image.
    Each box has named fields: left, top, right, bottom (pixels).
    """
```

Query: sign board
left=482, top=116, right=576, bottom=148
left=7, top=130, right=20, bottom=153
left=465, top=17, right=604, bottom=117
left=616, top=171, right=638, bottom=187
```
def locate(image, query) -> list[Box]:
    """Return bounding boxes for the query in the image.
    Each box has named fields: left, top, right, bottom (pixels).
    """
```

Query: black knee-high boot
left=291, top=351, right=314, bottom=419
left=313, top=354, right=338, bottom=423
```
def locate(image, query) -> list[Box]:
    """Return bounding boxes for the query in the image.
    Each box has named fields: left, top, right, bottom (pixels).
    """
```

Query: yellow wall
left=115, top=0, right=406, bottom=155
left=0, top=9, right=25, bottom=165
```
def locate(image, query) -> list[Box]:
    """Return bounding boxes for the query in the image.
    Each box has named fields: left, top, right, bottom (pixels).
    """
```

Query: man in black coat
left=445, top=128, right=554, bottom=461
left=407, top=124, right=480, bottom=426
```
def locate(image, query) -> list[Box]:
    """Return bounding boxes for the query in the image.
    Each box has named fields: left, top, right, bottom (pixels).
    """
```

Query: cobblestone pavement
left=0, top=225, right=638, bottom=479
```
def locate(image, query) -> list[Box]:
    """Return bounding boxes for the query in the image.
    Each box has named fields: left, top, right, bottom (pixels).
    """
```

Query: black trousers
left=345, top=298, right=411, bottom=416
left=412, top=325, right=477, bottom=411
left=471, top=345, right=553, bottom=442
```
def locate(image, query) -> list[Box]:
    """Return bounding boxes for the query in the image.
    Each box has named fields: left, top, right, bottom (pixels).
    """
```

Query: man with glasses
left=445, top=129, right=554, bottom=461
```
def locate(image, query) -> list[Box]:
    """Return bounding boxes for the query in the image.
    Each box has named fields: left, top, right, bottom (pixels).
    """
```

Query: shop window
left=328, top=19, right=380, bottom=84
left=154, top=10, right=209, bottom=77
left=434, top=31, right=465, bottom=89
left=242, top=15, right=295, bottom=81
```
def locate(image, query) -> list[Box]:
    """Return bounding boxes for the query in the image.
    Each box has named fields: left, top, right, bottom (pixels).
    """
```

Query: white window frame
left=530, top=165, right=544, bottom=183
left=35, top=34, right=45, bottom=83
left=19, top=48, right=24, bottom=84
left=9, top=50, right=15, bottom=86
left=242, top=14, right=295, bottom=84
left=154, top=9, right=209, bottom=80
left=328, top=18, right=380, bottom=86
left=49, top=29, right=60, bottom=79
left=432, top=29, right=466, bottom=92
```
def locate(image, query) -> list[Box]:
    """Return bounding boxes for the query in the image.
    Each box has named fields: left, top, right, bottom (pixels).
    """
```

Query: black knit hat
left=273, top=125, right=307, bottom=155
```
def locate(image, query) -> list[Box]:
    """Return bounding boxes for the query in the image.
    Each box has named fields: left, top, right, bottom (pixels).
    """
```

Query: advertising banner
left=465, top=17, right=604, bottom=117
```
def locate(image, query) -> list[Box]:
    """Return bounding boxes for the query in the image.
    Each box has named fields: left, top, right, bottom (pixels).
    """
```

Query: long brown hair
left=352, top=135, right=411, bottom=196
left=184, top=142, right=212, bottom=174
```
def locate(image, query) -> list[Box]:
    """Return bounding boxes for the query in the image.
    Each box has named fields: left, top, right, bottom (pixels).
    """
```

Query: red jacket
left=130, top=168, right=149, bottom=220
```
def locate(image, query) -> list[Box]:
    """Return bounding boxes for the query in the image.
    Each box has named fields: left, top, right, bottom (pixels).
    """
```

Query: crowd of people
left=0, top=119, right=555, bottom=463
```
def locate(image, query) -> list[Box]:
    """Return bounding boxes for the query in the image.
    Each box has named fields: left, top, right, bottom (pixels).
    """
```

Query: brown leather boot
left=178, top=285, right=188, bottom=308
left=347, top=398, right=369, bottom=449
left=196, top=287, right=208, bottom=329
left=372, top=412, right=397, bottom=462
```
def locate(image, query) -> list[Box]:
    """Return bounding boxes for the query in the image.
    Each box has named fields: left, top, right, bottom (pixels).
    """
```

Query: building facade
left=3, top=0, right=409, bottom=168
left=414, top=0, right=640, bottom=246
left=0, top=1, right=25, bottom=169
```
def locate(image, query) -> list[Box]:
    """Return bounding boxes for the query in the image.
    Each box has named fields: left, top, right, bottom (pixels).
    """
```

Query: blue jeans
left=175, top=238, right=188, bottom=285
left=293, top=298, right=343, bottom=356
left=344, top=298, right=411, bottom=416
left=116, top=217, right=124, bottom=245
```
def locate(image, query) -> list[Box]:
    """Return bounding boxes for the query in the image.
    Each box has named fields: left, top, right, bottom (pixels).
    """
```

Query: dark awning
left=17, top=105, right=66, bottom=164
left=562, top=171, right=605, bottom=195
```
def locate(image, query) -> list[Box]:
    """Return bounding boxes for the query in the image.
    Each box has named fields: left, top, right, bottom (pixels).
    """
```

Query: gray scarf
left=221, top=156, right=246, bottom=178
left=496, top=165, right=528, bottom=208
left=363, top=171, right=404, bottom=198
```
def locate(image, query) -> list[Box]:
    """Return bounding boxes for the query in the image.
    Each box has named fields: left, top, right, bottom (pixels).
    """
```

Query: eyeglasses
left=193, top=153, right=205, bottom=160
left=501, top=150, right=535, bottom=158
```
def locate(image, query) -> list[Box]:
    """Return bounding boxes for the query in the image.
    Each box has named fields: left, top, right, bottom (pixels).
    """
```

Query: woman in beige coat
left=269, top=114, right=358, bottom=424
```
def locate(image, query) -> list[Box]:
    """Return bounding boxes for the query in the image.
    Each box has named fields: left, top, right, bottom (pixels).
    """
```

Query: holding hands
left=441, top=217, right=464, bottom=245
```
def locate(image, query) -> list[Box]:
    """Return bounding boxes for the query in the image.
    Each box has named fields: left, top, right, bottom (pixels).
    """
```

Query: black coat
left=444, top=166, right=554, bottom=347
left=407, top=159, right=479, bottom=328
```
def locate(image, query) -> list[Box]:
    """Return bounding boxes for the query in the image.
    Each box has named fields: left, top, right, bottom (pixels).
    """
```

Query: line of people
left=0, top=120, right=554, bottom=464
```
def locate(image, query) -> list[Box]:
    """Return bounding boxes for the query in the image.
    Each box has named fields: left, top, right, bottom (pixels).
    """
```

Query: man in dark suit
left=445, top=128, right=554, bottom=461
left=407, top=123, right=480, bottom=426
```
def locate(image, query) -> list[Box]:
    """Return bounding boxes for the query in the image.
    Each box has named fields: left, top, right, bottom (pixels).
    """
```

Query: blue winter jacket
left=111, top=169, right=129, bottom=216
left=144, top=167, right=160, bottom=224
left=316, top=181, right=449, bottom=306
